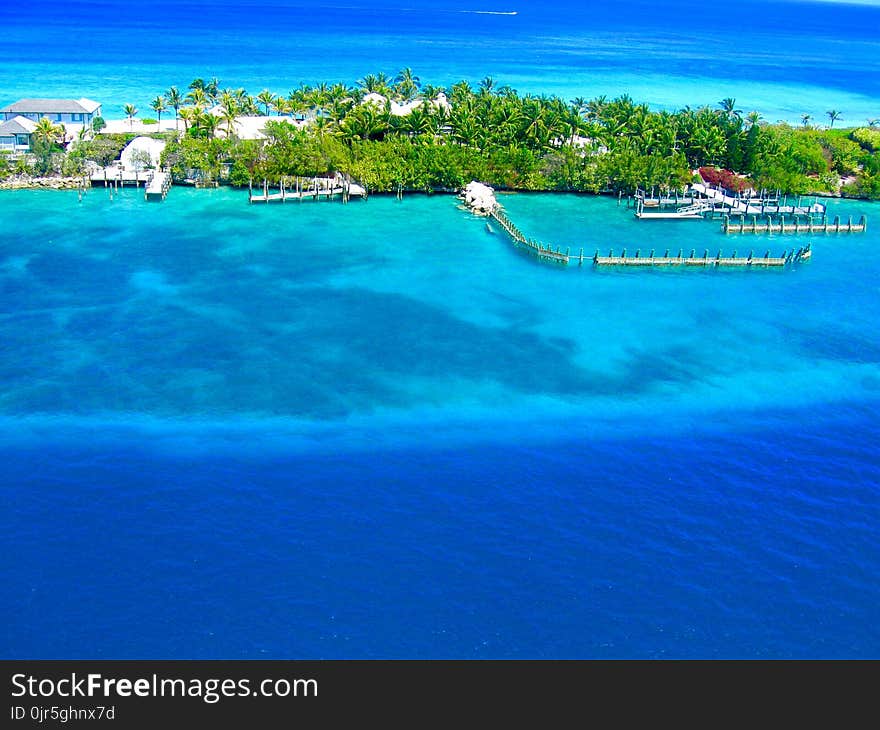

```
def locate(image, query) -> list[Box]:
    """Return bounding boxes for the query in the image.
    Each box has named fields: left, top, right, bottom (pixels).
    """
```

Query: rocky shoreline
left=0, top=176, right=86, bottom=191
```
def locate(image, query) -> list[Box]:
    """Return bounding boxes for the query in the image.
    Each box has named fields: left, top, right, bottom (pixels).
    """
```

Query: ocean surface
left=1, top=187, right=879, bottom=658
left=3, top=0, right=880, bottom=658
left=1, top=0, right=879, bottom=124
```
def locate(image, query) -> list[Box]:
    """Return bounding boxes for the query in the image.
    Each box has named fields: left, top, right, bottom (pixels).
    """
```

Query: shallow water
left=1, top=188, right=878, bottom=657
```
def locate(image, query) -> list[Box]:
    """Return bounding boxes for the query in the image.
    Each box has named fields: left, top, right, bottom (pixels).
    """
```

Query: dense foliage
left=5, top=72, right=879, bottom=198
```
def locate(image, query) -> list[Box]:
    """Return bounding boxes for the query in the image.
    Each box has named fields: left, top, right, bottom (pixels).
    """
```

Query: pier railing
left=592, top=244, right=811, bottom=267
left=485, top=207, right=812, bottom=270
left=490, top=208, right=570, bottom=265
left=722, top=214, right=866, bottom=235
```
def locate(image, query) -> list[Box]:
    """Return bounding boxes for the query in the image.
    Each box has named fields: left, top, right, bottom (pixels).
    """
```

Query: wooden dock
left=144, top=171, right=171, bottom=201
left=483, top=206, right=811, bottom=270
left=489, top=209, right=570, bottom=265
left=249, top=176, right=365, bottom=203
left=592, top=244, right=811, bottom=268
left=723, top=214, right=866, bottom=234
left=90, top=166, right=153, bottom=187
left=631, top=183, right=835, bottom=227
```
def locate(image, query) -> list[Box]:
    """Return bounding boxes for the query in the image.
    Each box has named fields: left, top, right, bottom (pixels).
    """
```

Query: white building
left=0, top=116, right=36, bottom=155
left=1, top=98, right=102, bottom=128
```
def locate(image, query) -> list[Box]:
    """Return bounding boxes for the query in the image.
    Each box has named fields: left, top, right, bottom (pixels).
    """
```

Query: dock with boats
left=463, top=181, right=816, bottom=270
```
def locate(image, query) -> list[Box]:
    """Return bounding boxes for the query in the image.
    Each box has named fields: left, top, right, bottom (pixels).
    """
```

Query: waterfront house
left=1, top=98, right=102, bottom=127
left=0, top=116, right=36, bottom=154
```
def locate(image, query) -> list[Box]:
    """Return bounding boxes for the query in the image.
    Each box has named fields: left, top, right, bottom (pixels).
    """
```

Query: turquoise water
left=2, top=0, right=879, bottom=124
left=2, top=188, right=880, bottom=657
left=2, top=188, right=877, bottom=437
left=3, top=0, right=880, bottom=660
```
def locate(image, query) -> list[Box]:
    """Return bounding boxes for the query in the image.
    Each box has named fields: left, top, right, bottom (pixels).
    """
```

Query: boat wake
left=458, top=10, right=518, bottom=15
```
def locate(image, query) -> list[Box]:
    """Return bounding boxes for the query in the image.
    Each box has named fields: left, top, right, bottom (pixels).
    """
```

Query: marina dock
left=249, top=175, right=365, bottom=203
left=625, top=183, right=865, bottom=235
left=485, top=205, right=811, bottom=270
left=722, top=214, right=866, bottom=234
left=592, top=244, right=811, bottom=267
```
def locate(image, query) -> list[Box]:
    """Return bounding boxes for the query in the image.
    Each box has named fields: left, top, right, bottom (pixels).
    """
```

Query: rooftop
left=1, top=98, right=102, bottom=114
left=0, top=116, right=37, bottom=135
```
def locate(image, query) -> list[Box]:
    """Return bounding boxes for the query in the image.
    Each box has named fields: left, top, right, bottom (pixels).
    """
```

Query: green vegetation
left=6, top=72, right=880, bottom=198
left=149, top=75, right=879, bottom=198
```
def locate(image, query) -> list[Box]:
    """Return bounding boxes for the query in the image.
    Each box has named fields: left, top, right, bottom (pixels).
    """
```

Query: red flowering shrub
left=698, top=166, right=751, bottom=193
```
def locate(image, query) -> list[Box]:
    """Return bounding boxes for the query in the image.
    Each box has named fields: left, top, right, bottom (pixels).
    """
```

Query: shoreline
left=2, top=181, right=877, bottom=202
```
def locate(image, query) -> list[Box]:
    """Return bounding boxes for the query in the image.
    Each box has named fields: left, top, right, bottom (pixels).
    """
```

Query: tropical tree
left=395, top=68, right=420, bottom=101
left=256, top=90, right=275, bottom=115
left=33, top=117, right=60, bottom=145
left=800, top=113, right=812, bottom=128
left=165, top=87, right=183, bottom=131
left=206, top=77, right=220, bottom=102
left=827, top=110, right=842, bottom=128
left=358, top=73, right=392, bottom=96
left=150, top=96, right=167, bottom=124
left=197, top=112, right=221, bottom=139
left=220, top=105, right=238, bottom=137
left=178, top=106, right=198, bottom=133
left=718, top=97, right=742, bottom=119
left=123, top=103, right=138, bottom=130
left=186, top=88, right=208, bottom=109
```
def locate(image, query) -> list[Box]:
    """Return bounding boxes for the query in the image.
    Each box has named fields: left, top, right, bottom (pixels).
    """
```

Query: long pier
left=489, top=209, right=570, bottom=265
left=592, top=244, right=811, bottom=267
left=723, top=214, right=866, bottom=234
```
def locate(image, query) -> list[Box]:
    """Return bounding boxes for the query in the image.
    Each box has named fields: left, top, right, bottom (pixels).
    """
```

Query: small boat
left=486, top=222, right=495, bottom=234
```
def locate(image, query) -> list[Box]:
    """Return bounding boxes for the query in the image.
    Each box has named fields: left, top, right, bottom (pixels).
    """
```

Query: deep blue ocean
left=1, top=0, right=879, bottom=122
left=2, top=1, right=880, bottom=658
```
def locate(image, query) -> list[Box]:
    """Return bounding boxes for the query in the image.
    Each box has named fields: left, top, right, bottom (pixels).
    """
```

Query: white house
left=361, top=92, right=452, bottom=117
left=0, top=116, right=36, bottom=154
left=1, top=98, right=102, bottom=128
left=120, top=136, right=166, bottom=170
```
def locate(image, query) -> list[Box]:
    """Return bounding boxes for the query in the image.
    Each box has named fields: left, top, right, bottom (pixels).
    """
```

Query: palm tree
left=256, top=90, right=275, bottom=115
left=178, top=106, right=198, bottom=133
left=186, top=88, right=208, bottom=109
left=219, top=105, right=237, bottom=137
left=718, top=97, right=742, bottom=120
left=866, top=118, right=879, bottom=128
left=272, top=95, right=290, bottom=116
left=826, top=110, right=842, bottom=128
left=33, top=117, right=60, bottom=145
left=123, top=103, right=138, bottom=130
left=219, top=91, right=238, bottom=116
left=149, top=96, right=167, bottom=125
left=198, top=112, right=221, bottom=139
left=165, top=86, right=183, bottom=131
left=358, top=72, right=393, bottom=97
left=206, top=77, right=220, bottom=102
left=745, top=111, right=762, bottom=129
left=395, top=67, right=420, bottom=101
left=800, top=113, right=812, bottom=128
